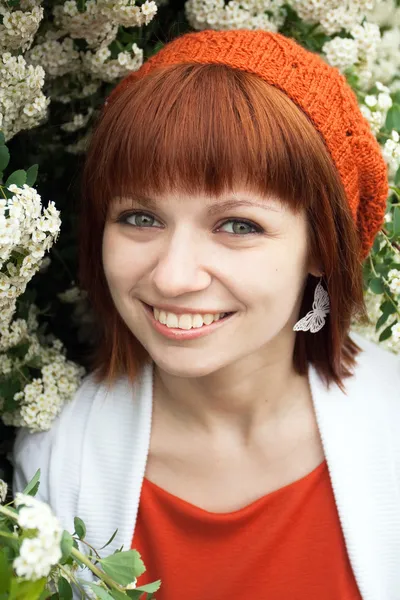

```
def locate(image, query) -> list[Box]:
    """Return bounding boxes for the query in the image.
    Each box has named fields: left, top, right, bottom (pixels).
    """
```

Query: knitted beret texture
left=107, top=29, right=389, bottom=260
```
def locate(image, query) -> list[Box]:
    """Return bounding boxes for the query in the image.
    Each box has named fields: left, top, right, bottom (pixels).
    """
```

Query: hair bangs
left=86, top=63, right=337, bottom=218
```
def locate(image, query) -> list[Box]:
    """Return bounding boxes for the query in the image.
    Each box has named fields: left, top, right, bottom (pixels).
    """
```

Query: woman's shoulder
left=11, top=368, right=148, bottom=510
left=350, top=330, right=400, bottom=383
left=12, top=374, right=103, bottom=502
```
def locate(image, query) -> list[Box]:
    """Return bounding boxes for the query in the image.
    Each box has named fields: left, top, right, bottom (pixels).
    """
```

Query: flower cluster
left=0, top=184, right=61, bottom=325
left=0, top=479, right=7, bottom=503
left=0, top=53, right=48, bottom=141
left=13, top=493, right=62, bottom=581
left=382, top=130, right=400, bottom=179
left=0, top=1, right=44, bottom=53
left=0, top=305, right=85, bottom=432
left=388, top=268, right=400, bottom=297
left=351, top=288, right=400, bottom=354
left=359, top=82, right=393, bottom=135
left=322, top=21, right=381, bottom=81
left=26, top=36, right=81, bottom=79
left=61, top=108, right=94, bottom=132
left=82, top=45, right=144, bottom=82
left=290, top=0, right=376, bottom=35
left=54, top=0, right=157, bottom=48
left=185, top=0, right=286, bottom=32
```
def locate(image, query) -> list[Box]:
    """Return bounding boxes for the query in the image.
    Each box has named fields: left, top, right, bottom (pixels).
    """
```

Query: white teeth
left=203, top=314, right=214, bottom=325
left=166, top=313, right=179, bottom=328
left=192, top=314, right=204, bottom=328
left=152, top=307, right=228, bottom=329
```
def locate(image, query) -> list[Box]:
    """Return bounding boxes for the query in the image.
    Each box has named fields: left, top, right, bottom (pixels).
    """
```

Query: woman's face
left=102, top=187, right=318, bottom=377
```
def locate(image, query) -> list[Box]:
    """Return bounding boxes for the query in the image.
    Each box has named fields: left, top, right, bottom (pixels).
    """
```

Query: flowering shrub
left=0, top=472, right=161, bottom=599
left=0, top=0, right=398, bottom=595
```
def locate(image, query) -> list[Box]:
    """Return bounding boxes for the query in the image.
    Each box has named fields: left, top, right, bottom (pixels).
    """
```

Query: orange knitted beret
left=107, top=29, right=389, bottom=260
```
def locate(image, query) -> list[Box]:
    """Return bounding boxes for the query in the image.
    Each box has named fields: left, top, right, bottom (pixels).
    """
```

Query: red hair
left=80, top=63, right=369, bottom=392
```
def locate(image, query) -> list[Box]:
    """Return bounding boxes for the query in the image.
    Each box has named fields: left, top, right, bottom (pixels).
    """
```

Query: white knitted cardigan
left=12, top=332, right=400, bottom=600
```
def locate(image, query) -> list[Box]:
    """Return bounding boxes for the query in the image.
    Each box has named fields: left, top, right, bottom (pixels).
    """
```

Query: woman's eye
left=217, top=219, right=263, bottom=235
left=121, top=212, right=162, bottom=228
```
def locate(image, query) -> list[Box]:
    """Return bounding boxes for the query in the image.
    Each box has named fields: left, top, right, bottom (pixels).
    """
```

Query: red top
left=131, top=460, right=361, bottom=599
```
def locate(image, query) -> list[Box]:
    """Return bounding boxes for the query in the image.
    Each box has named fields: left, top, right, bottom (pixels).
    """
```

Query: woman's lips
left=141, top=302, right=235, bottom=340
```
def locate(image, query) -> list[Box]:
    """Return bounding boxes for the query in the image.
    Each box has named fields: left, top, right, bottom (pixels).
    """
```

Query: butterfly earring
left=293, top=277, right=330, bottom=333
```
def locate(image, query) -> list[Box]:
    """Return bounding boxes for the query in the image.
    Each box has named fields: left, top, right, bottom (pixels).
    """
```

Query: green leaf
left=25, top=164, right=39, bottom=187
left=22, top=469, right=40, bottom=497
left=369, top=277, right=385, bottom=294
left=375, top=302, right=396, bottom=331
left=60, top=531, right=74, bottom=562
left=58, top=577, right=72, bottom=600
left=110, top=591, right=128, bottom=600
left=0, top=145, right=10, bottom=172
left=0, top=549, right=12, bottom=594
left=0, top=131, right=5, bottom=145
left=5, top=170, right=27, bottom=189
left=9, top=578, right=47, bottom=600
left=395, top=165, right=400, bottom=186
left=393, top=205, right=400, bottom=237
left=99, top=550, right=146, bottom=586
left=379, top=320, right=398, bottom=342
left=135, top=581, right=161, bottom=594
left=73, top=516, right=86, bottom=540
left=385, top=104, right=400, bottom=131
left=84, top=583, right=114, bottom=600
left=100, top=529, right=118, bottom=550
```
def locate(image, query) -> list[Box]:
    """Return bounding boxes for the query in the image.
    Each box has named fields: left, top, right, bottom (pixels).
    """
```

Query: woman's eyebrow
left=206, top=199, right=283, bottom=216
left=118, top=195, right=282, bottom=214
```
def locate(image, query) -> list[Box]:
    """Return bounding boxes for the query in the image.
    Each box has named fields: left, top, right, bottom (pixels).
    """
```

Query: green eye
left=123, top=212, right=161, bottom=227
left=218, top=220, right=262, bottom=235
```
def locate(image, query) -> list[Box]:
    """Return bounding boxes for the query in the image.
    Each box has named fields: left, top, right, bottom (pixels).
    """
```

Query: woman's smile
left=141, top=301, right=237, bottom=340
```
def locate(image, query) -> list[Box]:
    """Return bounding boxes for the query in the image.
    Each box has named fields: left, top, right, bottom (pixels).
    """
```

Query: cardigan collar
left=309, top=353, right=400, bottom=600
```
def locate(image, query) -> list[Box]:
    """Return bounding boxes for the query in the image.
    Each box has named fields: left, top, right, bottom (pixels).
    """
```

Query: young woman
left=13, top=29, right=400, bottom=599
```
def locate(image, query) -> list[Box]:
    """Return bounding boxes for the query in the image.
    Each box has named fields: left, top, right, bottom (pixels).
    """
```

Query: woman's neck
left=152, top=348, right=313, bottom=443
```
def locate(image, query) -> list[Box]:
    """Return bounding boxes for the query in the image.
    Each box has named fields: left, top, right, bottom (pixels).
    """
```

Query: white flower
left=125, top=578, right=138, bottom=590
left=392, top=322, right=400, bottom=342
left=0, top=479, right=7, bottom=503
left=365, top=94, right=377, bottom=107
left=323, top=36, right=359, bottom=71
left=377, top=92, right=392, bottom=111
left=13, top=493, right=62, bottom=581
left=185, top=0, right=286, bottom=32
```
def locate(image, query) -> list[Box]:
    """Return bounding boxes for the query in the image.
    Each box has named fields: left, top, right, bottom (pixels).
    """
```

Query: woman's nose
left=151, top=231, right=212, bottom=298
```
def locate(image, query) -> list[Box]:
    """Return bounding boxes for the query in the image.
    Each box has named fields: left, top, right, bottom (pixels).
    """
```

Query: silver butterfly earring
left=293, top=277, right=330, bottom=333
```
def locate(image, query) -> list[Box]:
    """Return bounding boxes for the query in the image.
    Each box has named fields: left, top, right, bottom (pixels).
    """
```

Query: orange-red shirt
left=132, top=460, right=362, bottom=599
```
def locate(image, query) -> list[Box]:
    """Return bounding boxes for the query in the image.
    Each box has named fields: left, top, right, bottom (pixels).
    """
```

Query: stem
left=70, top=546, right=125, bottom=592
left=0, top=506, right=18, bottom=521
left=58, top=563, right=87, bottom=599
left=381, top=228, right=400, bottom=253
left=72, top=536, right=101, bottom=561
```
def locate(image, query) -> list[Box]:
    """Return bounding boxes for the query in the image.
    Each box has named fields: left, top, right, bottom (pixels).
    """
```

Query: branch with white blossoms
left=0, top=0, right=44, bottom=53
left=0, top=52, right=49, bottom=142
left=0, top=133, right=85, bottom=432
left=0, top=471, right=161, bottom=599
left=0, top=170, right=61, bottom=326
left=185, top=0, right=286, bottom=33
left=53, top=0, right=157, bottom=49
left=289, top=0, right=377, bottom=36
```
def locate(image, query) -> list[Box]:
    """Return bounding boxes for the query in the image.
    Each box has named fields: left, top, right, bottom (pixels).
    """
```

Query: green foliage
left=99, top=550, right=146, bottom=585
left=22, top=470, right=41, bottom=497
